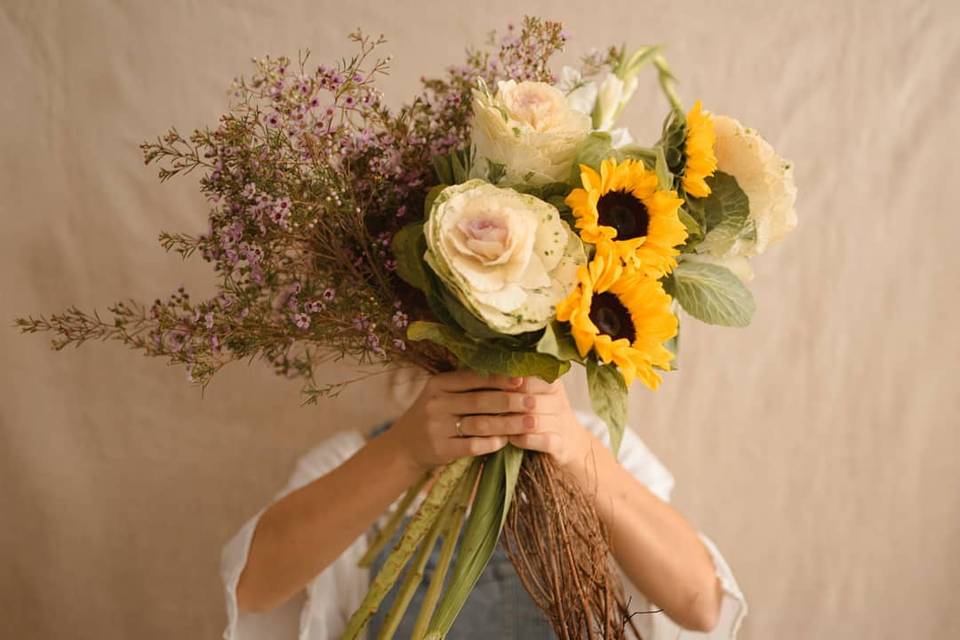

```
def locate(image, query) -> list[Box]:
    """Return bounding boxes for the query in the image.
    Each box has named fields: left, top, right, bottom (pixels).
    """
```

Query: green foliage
left=654, top=145, right=675, bottom=191
left=484, top=159, right=506, bottom=184
left=392, top=222, right=431, bottom=293
left=616, top=145, right=657, bottom=170
left=511, top=180, right=573, bottom=204
left=407, top=321, right=570, bottom=381
left=535, top=321, right=582, bottom=363
left=611, top=44, right=661, bottom=79
left=665, top=260, right=755, bottom=327
left=569, top=131, right=614, bottom=183
left=436, top=287, right=510, bottom=342
left=586, top=360, right=629, bottom=455
left=678, top=208, right=703, bottom=246
left=693, top=172, right=753, bottom=256
left=433, top=147, right=475, bottom=184
left=427, top=446, right=523, bottom=637
left=658, top=108, right=687, bottom=176
left=422, top=184, right=446, bottom=219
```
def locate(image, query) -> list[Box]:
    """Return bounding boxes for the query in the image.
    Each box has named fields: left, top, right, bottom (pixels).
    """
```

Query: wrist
left=560, top=425, right=612, bottom=490
left=370, top=426, right=428, bottom=485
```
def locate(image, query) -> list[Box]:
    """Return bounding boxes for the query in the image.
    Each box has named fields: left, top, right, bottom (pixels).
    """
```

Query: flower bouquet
left=17, top=16, right=796, bottom=639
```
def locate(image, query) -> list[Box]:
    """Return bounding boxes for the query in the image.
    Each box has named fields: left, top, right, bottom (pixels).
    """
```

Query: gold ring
left=455, top=418, right=464, bottom=437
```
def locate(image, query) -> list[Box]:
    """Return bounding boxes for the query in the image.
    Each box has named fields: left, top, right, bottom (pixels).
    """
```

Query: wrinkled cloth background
left=2, top=1, right=958, bottom=638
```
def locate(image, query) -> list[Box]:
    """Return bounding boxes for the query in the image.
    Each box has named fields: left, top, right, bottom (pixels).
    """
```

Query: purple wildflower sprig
left=17, top=18, right=568, bottom=400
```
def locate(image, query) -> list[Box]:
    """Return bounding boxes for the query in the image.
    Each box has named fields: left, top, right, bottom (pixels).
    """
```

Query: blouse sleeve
left=576, top=411, right=748, bottom=639
left=220, top=430, right=368, bottom=640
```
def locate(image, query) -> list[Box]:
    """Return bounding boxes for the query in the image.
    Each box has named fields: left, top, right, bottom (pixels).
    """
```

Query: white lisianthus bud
left=594, top=73, right=637, bottom=131
left=557, top=67, right=635, bottom=148
left=469, top=80, right=591, bottom=186
left=424, top=180, right=586, bottom=334
left=558, top=66, right=599, bottom=116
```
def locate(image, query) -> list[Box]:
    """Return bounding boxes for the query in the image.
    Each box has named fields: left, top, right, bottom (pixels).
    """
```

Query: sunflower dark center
left=589, top=292, right=635, bottom=343
left=597, top=190, right=648, bottom=240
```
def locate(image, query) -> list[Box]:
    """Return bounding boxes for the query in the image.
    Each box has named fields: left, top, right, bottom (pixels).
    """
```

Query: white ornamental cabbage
left=469, top=80, right=591, bottom=186
left=424, top=180, right=586, bottom=334
left=712, top=115, right=798, bottom=257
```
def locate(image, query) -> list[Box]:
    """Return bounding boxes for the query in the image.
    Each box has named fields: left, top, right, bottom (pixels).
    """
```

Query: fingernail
left=523, top=395, right=535, bottom=410
left=523, top=414, right=536, bottom=430
left=509, top=377, right=523, bottom=387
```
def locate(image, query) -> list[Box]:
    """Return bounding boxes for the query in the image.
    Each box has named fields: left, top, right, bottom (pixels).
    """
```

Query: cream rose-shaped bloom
left=469, top=80, right=591, bottom=186
left=424, top=180, right=586, bottom=334
left=712, top=115, right=798, bottom=257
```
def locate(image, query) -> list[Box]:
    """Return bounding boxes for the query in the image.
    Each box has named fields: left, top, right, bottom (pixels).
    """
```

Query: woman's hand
left=501, top=377, right=594, bottom=472
left=384, top=370, right=520, bottom=473
left=385, top=370, right=595, bottom=475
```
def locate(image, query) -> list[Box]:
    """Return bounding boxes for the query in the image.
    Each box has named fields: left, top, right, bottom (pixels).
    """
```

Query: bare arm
left=236, top=371, right=522, bottom=613
left=235, top=427, right=421, bottom=612
left=482, top=378, right=724, bottom=632
left=564, top=430, right=724, bottom=631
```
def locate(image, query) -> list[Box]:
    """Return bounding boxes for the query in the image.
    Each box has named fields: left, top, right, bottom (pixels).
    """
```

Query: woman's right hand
left=383, top=370, right=535, bottom=473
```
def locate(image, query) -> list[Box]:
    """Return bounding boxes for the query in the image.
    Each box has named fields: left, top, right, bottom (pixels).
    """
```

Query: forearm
left=236, top=430, right=421, bottom=613
left=565, top=433, right=723, bottom=632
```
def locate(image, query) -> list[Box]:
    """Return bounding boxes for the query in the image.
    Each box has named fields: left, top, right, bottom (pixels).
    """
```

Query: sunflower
left=555, top=248, right=677, bottom=389
left=566, top=157, right=687, bottom=278
left=681, top=100, right=718, bottom=198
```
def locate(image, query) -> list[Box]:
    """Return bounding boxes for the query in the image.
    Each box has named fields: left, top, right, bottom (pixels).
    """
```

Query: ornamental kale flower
left=423, top=180, right=585, bottom=334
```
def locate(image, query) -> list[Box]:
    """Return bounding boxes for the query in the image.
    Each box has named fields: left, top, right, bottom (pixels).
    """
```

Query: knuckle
left=518, top=393, right=535, bottom=412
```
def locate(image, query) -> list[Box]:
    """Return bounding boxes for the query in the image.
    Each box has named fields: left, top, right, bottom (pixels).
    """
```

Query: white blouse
left=220, top=412, right=747, bottom=639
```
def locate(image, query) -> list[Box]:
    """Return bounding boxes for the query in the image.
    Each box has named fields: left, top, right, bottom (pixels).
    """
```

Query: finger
left=437, top=390, right=535, bottom=415
left=458, top=413, right=537, bottom=437
left=508, top=432, right=560, bottom=455
left=449, top=435, right=508, bottom=458
left=516, top=377, right=562, bottom=395
left=432, top=370, right=523, bottom=393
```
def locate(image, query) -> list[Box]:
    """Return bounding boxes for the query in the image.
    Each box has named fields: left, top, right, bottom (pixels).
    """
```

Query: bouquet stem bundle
left=349, top=445, right=637, bottom=639
left=343, top=456, right=474, bottom=638
left=506, top=454, right=640, bottom=639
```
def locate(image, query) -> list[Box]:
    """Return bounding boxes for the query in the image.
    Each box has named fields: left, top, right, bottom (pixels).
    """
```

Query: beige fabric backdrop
left=2, top=1, right=958, bottom=638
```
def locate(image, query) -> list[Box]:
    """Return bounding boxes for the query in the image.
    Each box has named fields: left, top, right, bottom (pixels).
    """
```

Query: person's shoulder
left=283, top=430, right=366, bottom=491
left=299, top=430, right=366, bottom=471
left=575, top=410, right=675, bottom=502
